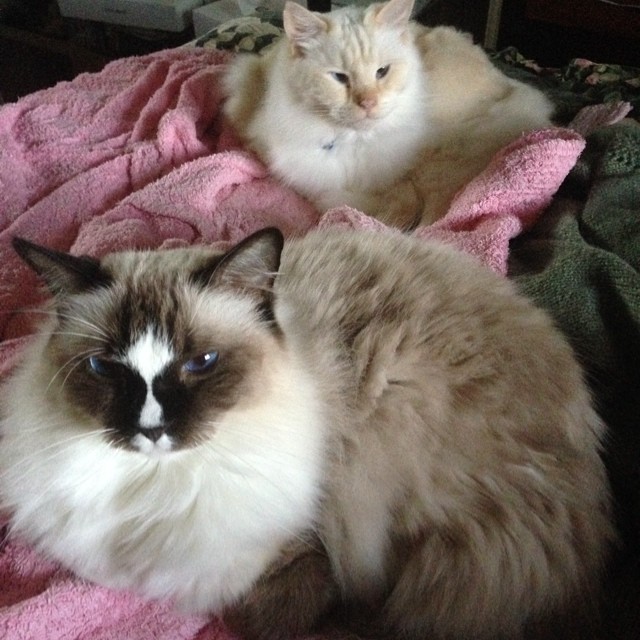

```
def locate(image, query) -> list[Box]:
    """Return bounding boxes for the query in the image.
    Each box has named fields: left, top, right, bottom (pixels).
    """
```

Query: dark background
left=2, top=0, right=640, bottom=103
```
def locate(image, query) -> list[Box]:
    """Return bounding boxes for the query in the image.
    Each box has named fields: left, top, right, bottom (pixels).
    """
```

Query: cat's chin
left=351, top=120, right=378, bottom=132
left=335, top=107, right=385, bottom=131
left=349, top=112, right=384, bottom=130
left=130, top=431, right=177, bottom=457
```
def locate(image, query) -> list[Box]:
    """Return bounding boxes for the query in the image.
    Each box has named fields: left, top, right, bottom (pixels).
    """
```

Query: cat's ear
left=283, top=1, right=328, bottom=56
left=12, top=237, right=111, bottom=297
left=194, top=228, right=284, bottom=323
left=370, top=0, right=414, bottom=28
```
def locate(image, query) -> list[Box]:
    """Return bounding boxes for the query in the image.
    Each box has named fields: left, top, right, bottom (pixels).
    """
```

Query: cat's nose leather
left=359, top=98, right=377, bottom=113
left=141, top=427, right=166, bottom=443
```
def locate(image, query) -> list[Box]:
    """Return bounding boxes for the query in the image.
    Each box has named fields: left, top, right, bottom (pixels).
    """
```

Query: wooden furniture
left=484, top=0, right=503, bottom=49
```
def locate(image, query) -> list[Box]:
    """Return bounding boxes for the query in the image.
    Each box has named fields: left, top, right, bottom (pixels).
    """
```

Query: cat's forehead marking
left=124, top=328, right=173, bottom=431
left=124, top=328, right=174, bottom=383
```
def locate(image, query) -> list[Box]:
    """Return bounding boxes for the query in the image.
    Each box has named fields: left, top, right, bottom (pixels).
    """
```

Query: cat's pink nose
left=357, top=94, right=378, bottom=114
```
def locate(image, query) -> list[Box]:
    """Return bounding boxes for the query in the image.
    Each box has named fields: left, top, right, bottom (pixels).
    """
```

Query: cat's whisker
left=101, top=429, right=130, bottom=452
left=188, top=283, right=214, bottom=330
left=2, top=306, right=112, bottom=342
left=47, top=330, right=108, bottom=342
left=52, top=304, right=113, bottom=339
left=58, top=314, right=111, bottom=342
left=2, top=306, right=87, bottom=321
left=0, top=306, right=55, bottom=317
left=45, top=349, right=101, bottom=395
left=0, top=428, right=107, bottom=488
left=56, top=353, right=97, bottom=393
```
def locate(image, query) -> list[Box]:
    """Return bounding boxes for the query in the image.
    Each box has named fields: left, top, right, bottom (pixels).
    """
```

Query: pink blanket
left=0, top=46, right=629, bottom=639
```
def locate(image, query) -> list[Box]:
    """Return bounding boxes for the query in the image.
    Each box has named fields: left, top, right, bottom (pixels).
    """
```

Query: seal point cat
left=1, top=229, right=613, bottom=639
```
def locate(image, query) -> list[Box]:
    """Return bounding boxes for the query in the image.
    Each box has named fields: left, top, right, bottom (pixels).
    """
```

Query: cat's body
left=1, top=229, right=612, bottom=639
left=223, top=0, right=554, bottom=227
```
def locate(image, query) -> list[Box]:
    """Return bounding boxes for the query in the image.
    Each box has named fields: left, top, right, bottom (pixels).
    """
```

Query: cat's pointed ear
left=283, top=1, right=328, bottom=56
left=12, top=237, right=111, bottom=297
left=370, top=0, right=414, bottom=28
left=194, top=228, right=284, bottom=323
left=214, top=228, right=284, bottom=291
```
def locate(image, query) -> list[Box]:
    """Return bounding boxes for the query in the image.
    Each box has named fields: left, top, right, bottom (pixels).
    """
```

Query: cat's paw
left=223, top=543, right=338, bottom=640
left=370, top=180, right=423, bottom=230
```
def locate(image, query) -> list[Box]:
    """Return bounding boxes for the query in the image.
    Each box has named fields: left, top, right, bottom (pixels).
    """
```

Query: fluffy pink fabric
left=0, top=46, right=629, bottom=638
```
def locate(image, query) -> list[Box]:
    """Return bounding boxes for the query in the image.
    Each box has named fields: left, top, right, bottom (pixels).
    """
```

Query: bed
left=0, top=12, right=638, bottom=640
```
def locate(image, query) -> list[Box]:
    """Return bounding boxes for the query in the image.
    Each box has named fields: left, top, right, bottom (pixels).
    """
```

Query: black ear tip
left=261, top=227, right=284, bottom=244
left=11, top=236, right=38, bottom=262
left=251, top=227, right=285, bottom=255
left=12, top=236, right=30, bottom=252
left=11, top=236, right=59, bottom=267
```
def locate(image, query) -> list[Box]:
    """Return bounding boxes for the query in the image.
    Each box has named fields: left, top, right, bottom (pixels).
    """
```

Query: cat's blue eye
left=88, top=355, right=116, bottom=377
left=330, top=72, right=350, bottom=86
left=376, top=65, right=390, bottom=79
left=183, top=351, right=219, bottom=375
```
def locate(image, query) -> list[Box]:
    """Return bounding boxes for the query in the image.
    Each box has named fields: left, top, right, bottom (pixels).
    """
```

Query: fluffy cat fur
left=223, top=0, right=554, bottom=228
left=1, top=229, right=613, bottom=640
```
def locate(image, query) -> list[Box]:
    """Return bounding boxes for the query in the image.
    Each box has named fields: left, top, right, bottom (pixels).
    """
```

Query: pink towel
left=0, top=46, right=630, bottom=639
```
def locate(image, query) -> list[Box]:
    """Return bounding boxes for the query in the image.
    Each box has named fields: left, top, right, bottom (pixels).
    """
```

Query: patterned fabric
left=194, top=12, right=283, bottom=52
left=492, top=47, right=640, bottom=122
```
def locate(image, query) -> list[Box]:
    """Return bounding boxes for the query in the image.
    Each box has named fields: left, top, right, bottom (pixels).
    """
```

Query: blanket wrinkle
left=414, top=128, right=588, bottom=273
left=0, top=45, right=632, bottom=639
left=567, top=101, right=633, bottom=137
left=0, top=49, right=228, bottom=227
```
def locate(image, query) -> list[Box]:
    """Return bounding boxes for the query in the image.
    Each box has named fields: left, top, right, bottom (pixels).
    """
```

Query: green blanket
left=509, top=121, right=640, bottom=638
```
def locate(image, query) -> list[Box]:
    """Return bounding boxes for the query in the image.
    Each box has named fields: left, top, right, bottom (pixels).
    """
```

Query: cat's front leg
left=222, top=537, right=339, bottom=640
left=368, top=180, right=423, bottom=230
left=318, top=180, right=421, bottom=231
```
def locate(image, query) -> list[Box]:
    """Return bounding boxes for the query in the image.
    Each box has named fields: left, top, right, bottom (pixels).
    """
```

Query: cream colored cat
left=223, top=0, right=554, bottom=227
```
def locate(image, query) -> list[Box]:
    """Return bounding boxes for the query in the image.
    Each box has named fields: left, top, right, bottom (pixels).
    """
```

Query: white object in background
left=57, top=0, right=204, bottom=32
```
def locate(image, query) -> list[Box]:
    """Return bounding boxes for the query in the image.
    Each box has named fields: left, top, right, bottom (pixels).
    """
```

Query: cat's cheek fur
left=0, top=333, right=327, bottom=614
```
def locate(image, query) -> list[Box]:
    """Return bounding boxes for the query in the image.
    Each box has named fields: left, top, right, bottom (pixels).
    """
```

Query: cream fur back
left=409, top=25, right=553, bottom=221
left=223, top=1, right=554, bottom=227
